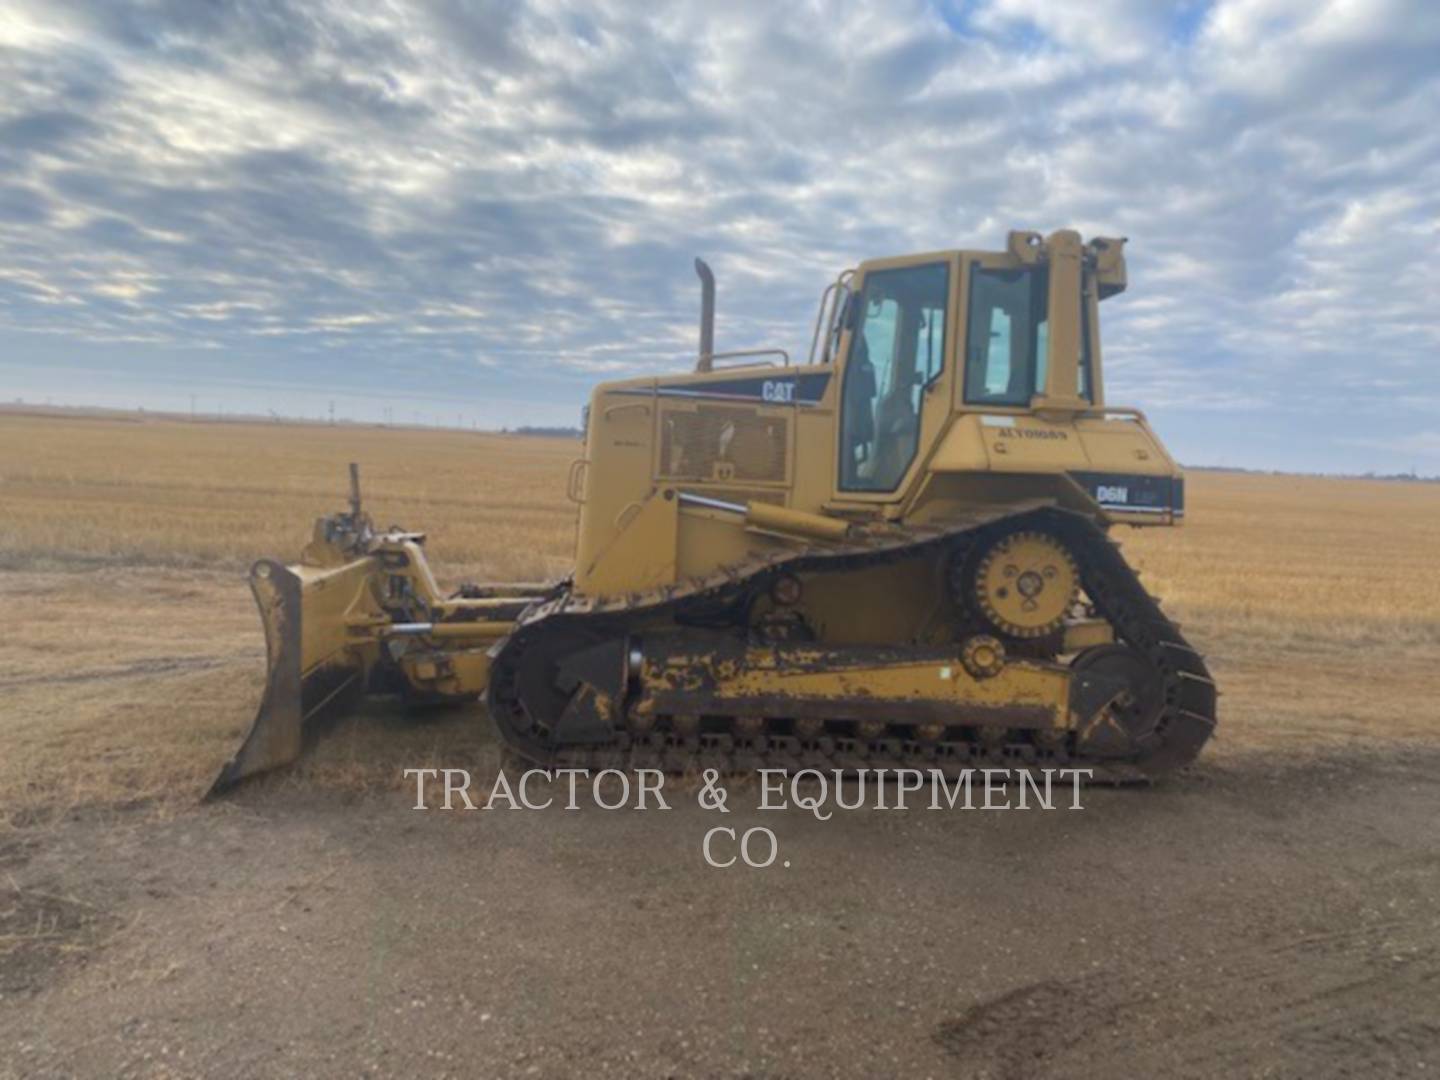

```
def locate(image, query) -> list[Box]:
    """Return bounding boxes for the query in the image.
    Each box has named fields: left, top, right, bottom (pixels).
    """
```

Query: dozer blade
left=207, top=557, right=376, bottom=797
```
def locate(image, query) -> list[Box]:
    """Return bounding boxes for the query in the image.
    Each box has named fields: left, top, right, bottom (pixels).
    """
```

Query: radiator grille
left=659, top=405, right=788, bottom=483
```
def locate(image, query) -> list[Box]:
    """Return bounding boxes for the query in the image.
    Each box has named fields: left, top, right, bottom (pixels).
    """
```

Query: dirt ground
left=3, top=737, right=1439, bottom=1078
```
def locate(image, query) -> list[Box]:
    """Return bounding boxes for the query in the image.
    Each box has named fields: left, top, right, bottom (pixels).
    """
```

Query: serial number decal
left=997, top=427, right=1069, bottom=440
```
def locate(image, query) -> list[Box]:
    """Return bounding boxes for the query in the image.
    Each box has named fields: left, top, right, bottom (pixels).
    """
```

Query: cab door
left=832, top=254, right=959, bottom=503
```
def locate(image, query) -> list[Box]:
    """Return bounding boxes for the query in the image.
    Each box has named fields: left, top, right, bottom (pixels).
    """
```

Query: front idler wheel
left=1071, top=645, right=1165, bottom=759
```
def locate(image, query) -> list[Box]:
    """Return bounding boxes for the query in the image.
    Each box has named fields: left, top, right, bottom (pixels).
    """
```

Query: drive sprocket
left=970, top=529, right=1078, bottom=639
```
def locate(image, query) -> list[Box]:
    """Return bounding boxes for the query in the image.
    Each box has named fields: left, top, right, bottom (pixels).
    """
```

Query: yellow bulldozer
left=210, top=229, right=1215, bottom=795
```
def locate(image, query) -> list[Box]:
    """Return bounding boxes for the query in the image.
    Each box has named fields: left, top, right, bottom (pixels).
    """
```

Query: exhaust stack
left=347, top=462, right=362, bottom=518
left=695, top=257, right=715, bottom=372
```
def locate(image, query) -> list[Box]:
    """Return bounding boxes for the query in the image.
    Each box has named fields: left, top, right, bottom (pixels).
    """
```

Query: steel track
left=486, top=508, right=1217, bottom=782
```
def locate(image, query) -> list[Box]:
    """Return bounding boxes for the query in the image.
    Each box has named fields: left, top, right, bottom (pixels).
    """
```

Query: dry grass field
left=1, top=408, right=1438, bottom=823
left=0, top=410, right=580, bottom=581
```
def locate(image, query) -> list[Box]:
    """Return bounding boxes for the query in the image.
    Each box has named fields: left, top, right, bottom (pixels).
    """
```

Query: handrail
left=565, top=458, right=588, bottom=504
left=602, top=400, right=651, bottom=419
left=1089, top=406, right=1164, bottom=446
left=820, top=270, right=855, bottom=365
left=806, top=270, right=856, bottom=366
left=807, top=282, right=838, bottom=366
left=705, top=348, right=790, bottom=369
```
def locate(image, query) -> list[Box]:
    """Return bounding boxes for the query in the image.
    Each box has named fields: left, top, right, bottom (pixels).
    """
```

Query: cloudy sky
left=1, top=0, right=1437, bottom=473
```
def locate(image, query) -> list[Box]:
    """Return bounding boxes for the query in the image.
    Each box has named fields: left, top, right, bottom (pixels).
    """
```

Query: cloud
left=0, top=0, right=1437, bottom=470
left=974, top=0, right=1177, bottom=60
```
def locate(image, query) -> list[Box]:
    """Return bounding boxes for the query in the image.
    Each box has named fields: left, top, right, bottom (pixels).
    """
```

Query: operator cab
left=830, top=230, right=1126, bottom=502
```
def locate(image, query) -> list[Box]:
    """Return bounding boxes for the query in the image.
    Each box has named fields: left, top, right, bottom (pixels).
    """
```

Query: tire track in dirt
left=933, top=906, right=1440, bottom=1078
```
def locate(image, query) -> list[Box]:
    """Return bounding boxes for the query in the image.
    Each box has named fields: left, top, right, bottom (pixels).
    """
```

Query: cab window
left=966, top=265, right=1093, bottom=405
left=839, top=262, right=949, bottom=492
left=965, top=266, right=1045, bottom=406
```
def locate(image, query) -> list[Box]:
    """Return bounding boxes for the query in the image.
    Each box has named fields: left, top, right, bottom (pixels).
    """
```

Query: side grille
left=658, top=405, right=789, bottom=484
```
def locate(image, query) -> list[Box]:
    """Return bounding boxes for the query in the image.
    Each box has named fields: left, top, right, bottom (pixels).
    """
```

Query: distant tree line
left=1187, top=464, right=1437, bottom=483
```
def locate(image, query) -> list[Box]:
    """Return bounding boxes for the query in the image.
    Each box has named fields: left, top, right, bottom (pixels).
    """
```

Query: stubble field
left=2, top=409, right=1439, bottom=1078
